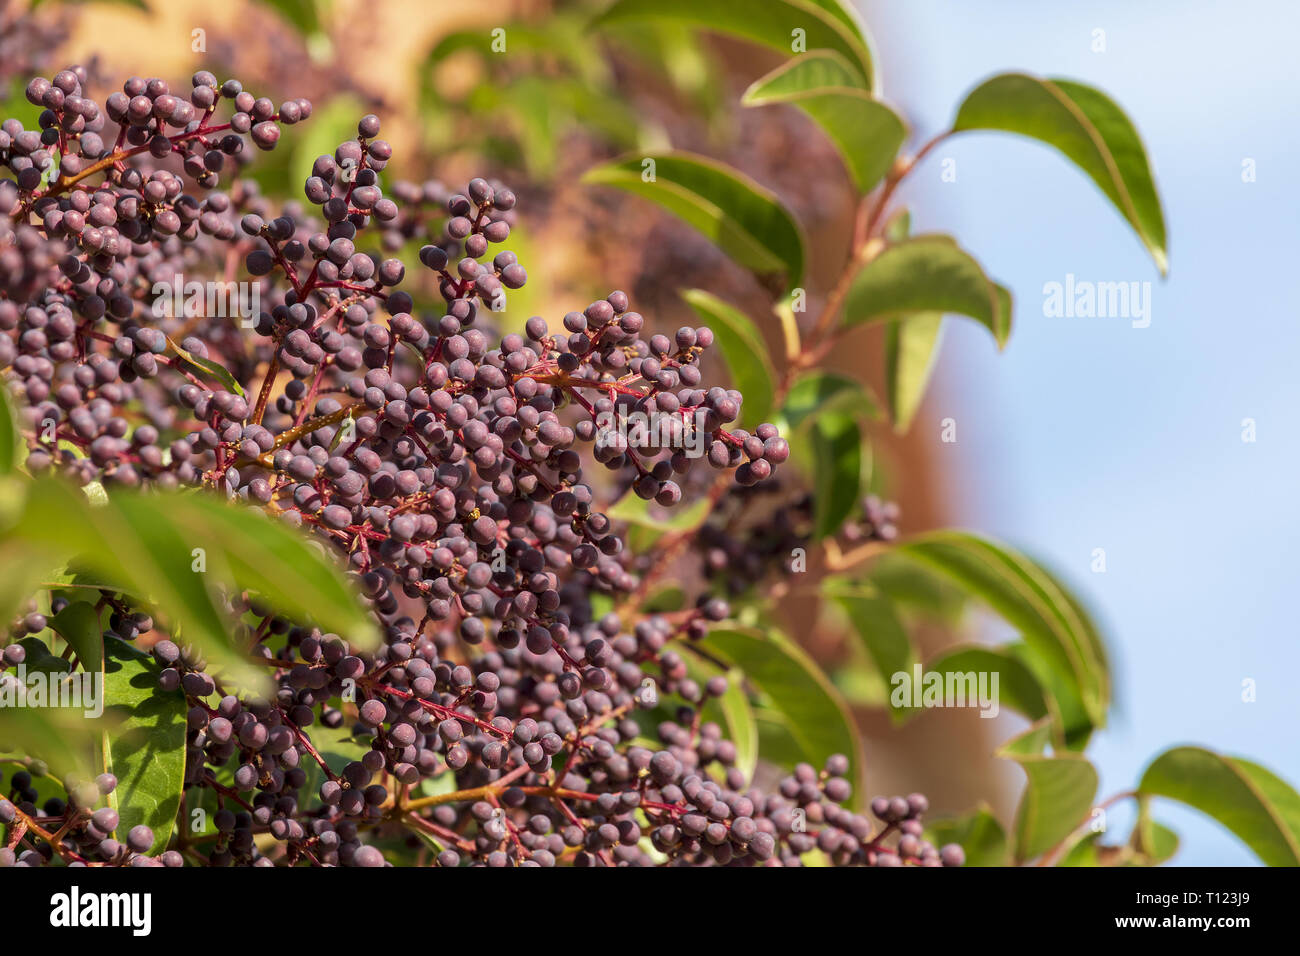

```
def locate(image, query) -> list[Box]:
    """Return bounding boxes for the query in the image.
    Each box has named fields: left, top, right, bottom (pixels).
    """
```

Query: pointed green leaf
left=682, top=289, right=775, bottom=428
left=167, top=337, right=245, bottom=397
left=582, top=151, right=805, bottom=290
left=897, top=531, right=1108, bottom=736
left=49, top=600, right=104, bottom=673
left=952, top=73, right=1167, bottom=274
left=595, top=0, right=875, bottom=89
left=1139, top=747, right=1300, bottom=866
left=844, top=236, right=1011, bottom=348
left=743, top=52, right=904, bottom=192
left=137, top=492, right=375, bottom=651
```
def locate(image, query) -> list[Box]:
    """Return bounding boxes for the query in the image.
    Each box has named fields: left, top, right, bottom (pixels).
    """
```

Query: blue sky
left=859, top=0, right=1300, bottom=864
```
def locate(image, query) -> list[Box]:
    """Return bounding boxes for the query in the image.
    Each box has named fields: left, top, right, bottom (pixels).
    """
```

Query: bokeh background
left=6, top=0, right=1294, bottom=864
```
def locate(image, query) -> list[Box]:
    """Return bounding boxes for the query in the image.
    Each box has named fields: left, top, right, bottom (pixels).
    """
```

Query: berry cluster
left=0, top=66, right=960, bottom=867
left=696, top=483, right=900, bottom=596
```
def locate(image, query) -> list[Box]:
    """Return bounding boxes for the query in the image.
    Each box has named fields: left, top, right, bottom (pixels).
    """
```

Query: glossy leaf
left=701, top=627, right=861, bottom=802
left=582, top=151, right=805, bottom=289
left=780, top=370, right=881, bottom=431
left=49, top=600, right=104, bottom=673
left=808, top=412, right=860, bottom=540
left=100, top=636, right=187, bottom=855
left=682, top=289, right=775, bottom=428
left=952, top=73, right=1167, bottom=274
left=595, top=0, right=875, bottom=89
left=884, top=312, right=944, bottom=432
left=1139, top=747, right=1300, bottom=866
left=743, top=52, right=904, bottom=192
left=844, top=236, right=1011, bottom=348
left=925, top=803, right=1010, bottom=867
left=897, top=531, right=1108, bottom=734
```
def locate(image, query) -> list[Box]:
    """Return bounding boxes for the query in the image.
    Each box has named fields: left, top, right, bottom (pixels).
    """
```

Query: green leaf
left=780, top=370, right=881, bottom=431
left=864, top=552, right=967, bottom=623
left=251, top=0, right=322, bottom=37
left=100, top=636, right=187, bottom=855
left=885, top=312, right=944, bottom=432
left=1138, top=747, right=1300, bottom=866
left=742, top=52, right=904, bottom=192
left=686, top=658, right=758, bottom=785
left=0, top=382, right=19, bottom=475
left=844, top=236, right=1012, bottom=348
left=607, top=490, right=711, bottom=535
left=897, top=531, right=1108, bottom=736
left=700, top=627, right=861, bottom=804
left=952, top=73, right=1167, bottom=274
left=822, top=581, right=915, bottom=719
left=137, top=492, right=375, bottom=651
left=925, top=803, right=1010, bottom=867
left=582, top=151, right=805, bottom=290
left=167, top=337, right=245, bottom=397
left=681, top=289, right=775, bottom=427
left=1000, top=736, right=1098, bottom=862
left=595, top=0, right=875, bottom=89
left=923, top=643, right=1054, bottom=729
left=808, top=413, right=860, bottom=540
left=49, top=600, right=104, bottom=673
left=15, top=636, right=71, bottom=677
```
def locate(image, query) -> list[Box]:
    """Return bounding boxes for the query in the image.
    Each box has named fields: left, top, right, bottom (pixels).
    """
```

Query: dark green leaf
left=1138, top=747, right=1300, bottom=866
left=952, top=73, right=1167, bottom=274
left=100, top=636, right=187, bottom=855
left=582, top=151, right=805, bottom=290
left=49, top=600, right=104, bottom=673
left=743, top=51, right=904, bottom=192
left=681, top=289, right=775, bottom=427
left=844, top=237, right=1011, bottom=348
left=808, top=413, right=860, bottom=540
